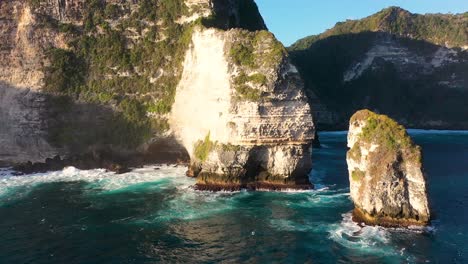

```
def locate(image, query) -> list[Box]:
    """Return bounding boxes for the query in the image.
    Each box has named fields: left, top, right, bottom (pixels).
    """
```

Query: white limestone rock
left=346, top=109, right=430, bottom=227
left=171, top=28, right=315, bottom=190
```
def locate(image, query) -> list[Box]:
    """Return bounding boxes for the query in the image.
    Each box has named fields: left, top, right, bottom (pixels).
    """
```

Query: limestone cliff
left=346, top=110, right=430, bottom=227
left=171, top=28, right=314, bottom=190
left=290, top=7, right=468, bottom=130
left=0, top=0, right=315, bottom=187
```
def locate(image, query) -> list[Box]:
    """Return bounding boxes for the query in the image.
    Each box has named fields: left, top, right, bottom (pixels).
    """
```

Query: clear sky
left=255, top=0, right=468, bottom=46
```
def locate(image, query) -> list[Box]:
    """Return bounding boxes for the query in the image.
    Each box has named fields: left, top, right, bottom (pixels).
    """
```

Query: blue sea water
left=0, top=130, right=467, bottom=263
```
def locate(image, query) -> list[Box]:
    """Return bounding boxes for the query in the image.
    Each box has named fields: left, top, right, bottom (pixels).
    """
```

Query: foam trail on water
left=269, top=219, right=318, bottom=232
left=328, top=213, right=402, bottom=256
left=133, top=185, right=249, bottom=224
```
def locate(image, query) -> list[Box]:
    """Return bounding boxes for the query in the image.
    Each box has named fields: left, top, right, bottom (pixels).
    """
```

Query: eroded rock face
left=171, top=28, right=315, bottom=190
left=0, top=1, right=99, bottom=165
left=0, top=0, right=314, bottom=182
left=346, top=110, right=430, bottom=227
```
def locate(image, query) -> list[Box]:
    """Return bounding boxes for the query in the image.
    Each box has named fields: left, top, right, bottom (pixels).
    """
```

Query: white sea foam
left=256, top=188, right=315, bottom=193
left=0, top=167, right=14, bottom=177
left=288, top=187, right=348, bottom=206
left=381, top=223, right=436, bottom=234
left=0, top=165, right=191, bottom=200
left=328, top=212, right=434, bottom=260
left=134, top=185, right=246, bottom=223
left=269, top=219, right=317, bottom=232
left=328, top=213, right=398, bottom=255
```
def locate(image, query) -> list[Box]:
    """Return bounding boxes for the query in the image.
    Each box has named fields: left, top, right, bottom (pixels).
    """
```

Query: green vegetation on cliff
left=351, top=170, right=365, bottom=181
left=233, top=72, right=266, bottom=101
left=194, top=133, right=216, bottom=162
left=349, top=110, right=422, bottom=167
left=230, top=30, right=286, bottom=69
left=230, top=43, right=255, bottom=67
left=235, top=73, right=267, bottom=86
left=290, top=7, right=468, bottom=51
left=229, top=30, right=286, bottom=101
left=44, top=49, right=86, bottom=93
left=31, top=0, right=285, bottom=152
left=289, top=7, right=468, bottom=130
left=234, top=85, right=262, bottom=101
left=41, top=0, right=192, bottom=148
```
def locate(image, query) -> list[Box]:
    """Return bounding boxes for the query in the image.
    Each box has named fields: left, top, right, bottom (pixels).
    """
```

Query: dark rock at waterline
left=186, top=165, right=201, bottom=178
left=312, top=130, right=321, bottom=148
left=11, top=138, right=191, bottom=175
left=13, top=151, right=131, bottom=175
left=194, top=182, right=314, bottom=192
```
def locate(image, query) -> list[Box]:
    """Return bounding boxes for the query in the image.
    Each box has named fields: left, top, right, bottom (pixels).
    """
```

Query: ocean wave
left=0, top=165, right=191, bottom=201
left=290, top=195, right=349, bottom=212
left=269, top=218, right=320, bottom=232
left=0, top=167, right=14, bottom=176
left=327, top=212, right=433, bottom=261
left=256, top=188, right=316, bottom=193
left=132, top=186, right=248, bottom=224
left=381, top=223, right=436, bottom=234
left=328, top=213, right=398, bottom=255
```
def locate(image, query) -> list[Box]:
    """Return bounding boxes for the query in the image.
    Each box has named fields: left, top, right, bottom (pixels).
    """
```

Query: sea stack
left=346, top=110, right=430, bottom=227
left=171, top=27, right=315, bottom=191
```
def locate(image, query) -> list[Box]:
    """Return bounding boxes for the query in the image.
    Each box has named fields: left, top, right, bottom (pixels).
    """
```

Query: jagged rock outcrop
left=171, top=26, right=314, bottom=191
left=290, top=7, right=468, bottom=130
left=346, top=110, right=430, bottom=227
left=0, top=0, right=315, bottom=187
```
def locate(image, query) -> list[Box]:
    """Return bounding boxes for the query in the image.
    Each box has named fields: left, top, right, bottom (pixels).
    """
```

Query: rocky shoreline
left=12, top=154, right=133, bottom=175
left=10, top=146, right=190, bottom=175
left=7, top=156, right=315, bottom=192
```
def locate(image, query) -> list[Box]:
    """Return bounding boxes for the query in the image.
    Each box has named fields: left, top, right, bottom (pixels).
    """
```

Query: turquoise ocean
left=0, top=130, right=467, bottom=263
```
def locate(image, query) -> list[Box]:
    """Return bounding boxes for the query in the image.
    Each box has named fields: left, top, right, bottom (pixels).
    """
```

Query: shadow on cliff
left=290, top=31, right=468, bottom=130
left=0, top=81, right=189, bottom=169
left=243, top=145, right=312, bottom=187
left=201, top=0, right=266, bottom=31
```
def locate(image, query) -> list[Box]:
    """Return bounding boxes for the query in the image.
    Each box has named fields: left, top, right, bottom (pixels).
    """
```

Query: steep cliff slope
left=0, top=0, right=315, bottom=188
left=290, top=7, right=468, bottom=130
left=0, top=0, right=263, bottom=163
left=1, top=0, right=200, bottom=165
left=171, top=28, right=314, bottom=190
left=347, top=110, right=430, bottom=227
